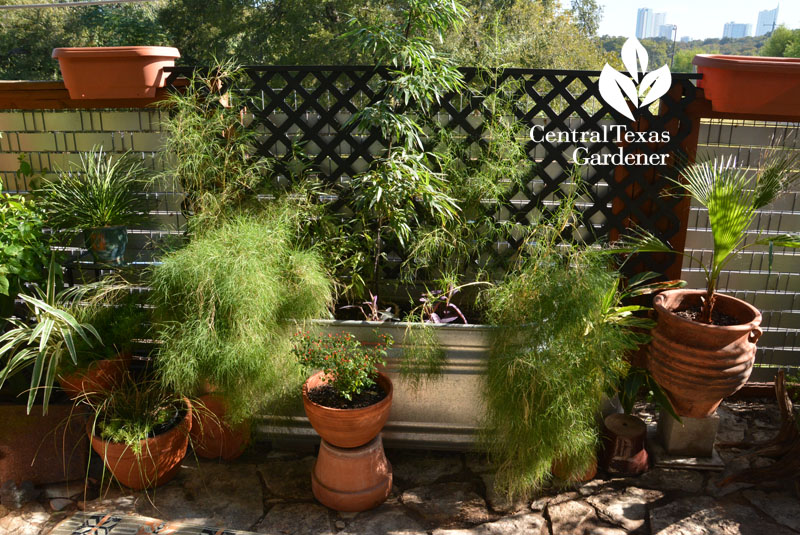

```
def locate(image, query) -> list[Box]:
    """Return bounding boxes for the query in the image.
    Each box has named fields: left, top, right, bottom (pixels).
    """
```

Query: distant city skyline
left=591, top=1, right=797, bottom=40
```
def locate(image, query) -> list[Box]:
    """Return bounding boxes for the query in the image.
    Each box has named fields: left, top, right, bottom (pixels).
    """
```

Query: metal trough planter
left=257, top=320, right=492, bottom=450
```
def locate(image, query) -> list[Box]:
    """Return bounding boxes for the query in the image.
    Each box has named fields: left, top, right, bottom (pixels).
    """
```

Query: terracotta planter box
left=0, top=404, right=88, bottom=485
left=693, top=54, right=800, bottom=117
left=52, top=46, right=180, bottom=100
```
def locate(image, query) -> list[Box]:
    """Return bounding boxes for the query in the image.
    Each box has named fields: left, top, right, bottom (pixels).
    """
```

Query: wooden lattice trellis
left=165, top=66, right=702, bottom=279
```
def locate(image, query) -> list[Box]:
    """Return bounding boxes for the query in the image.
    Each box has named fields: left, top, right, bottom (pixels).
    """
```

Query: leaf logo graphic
left=598, top=38, right=672, bottom=120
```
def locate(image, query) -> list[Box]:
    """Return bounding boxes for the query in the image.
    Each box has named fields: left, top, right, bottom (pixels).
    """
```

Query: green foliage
left=479, top=199, right=636, bottom=498
left=0, top=254, right=103, bottom=415
left=0, top=191, right=50, bottom=301
left=341, top=0, right=466, bottom=292
left=398, top=321, right=446, bottom=388
left=61, top=291, right=149, bottom=374
left=599, top=35, right=769, bottom=73
left=39, top=146, right=150, bottom=233
left=761, top=26, right=800, bottom=58
left=148, top=206, right=333, bottom=424
left=445, top=0, right=607, bottom=69
left=616, top=153, right=799, bottom=323
left=156, top=63, right=273, bottom=232
left=293, top=331, right=391, bottom=401
left=0, top=2, right=170, bottom=80
left=84, top=375, right=186, bottom=456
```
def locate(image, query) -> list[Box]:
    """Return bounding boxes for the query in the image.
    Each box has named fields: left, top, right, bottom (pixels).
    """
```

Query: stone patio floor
left=2, top=399, right=799, bottom=535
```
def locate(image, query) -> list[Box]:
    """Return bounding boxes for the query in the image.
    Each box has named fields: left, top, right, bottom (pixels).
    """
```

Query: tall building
left=653, top=12, right=667, bottom=32
left=658, top=24, right=675, bottom=39
left=636, top=8, right=654, bottom=39
left=755, top=6, right=779, bottom=36
left=723, top=22, right=752, bottom=39
left=680, top=36, right=691, bottom=43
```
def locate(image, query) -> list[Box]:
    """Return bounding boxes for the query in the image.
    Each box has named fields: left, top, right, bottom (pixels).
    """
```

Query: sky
left=591, top=1, right=800, bottom=40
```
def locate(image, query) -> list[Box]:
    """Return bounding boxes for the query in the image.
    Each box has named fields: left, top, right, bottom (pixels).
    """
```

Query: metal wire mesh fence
left=684, top=119, right=800, bottom=381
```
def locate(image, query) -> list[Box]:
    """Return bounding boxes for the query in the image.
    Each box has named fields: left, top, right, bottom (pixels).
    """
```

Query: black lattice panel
left=165, top=66, right=701, bottom=276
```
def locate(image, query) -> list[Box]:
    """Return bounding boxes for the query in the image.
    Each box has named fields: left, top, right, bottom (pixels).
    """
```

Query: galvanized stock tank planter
left=648, top=289, right=762, bottom=418
left=261, top=320, right=491, bottom=449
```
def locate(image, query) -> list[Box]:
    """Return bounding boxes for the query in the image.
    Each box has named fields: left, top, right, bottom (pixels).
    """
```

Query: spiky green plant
left=0, top=254, right=103, bottom=414
left=156, top=62, right=273, bottom=232
left=480, top=199, right=640, bottom=498
left=614, top=153, right=799, bottom=323
left=40, top=146, right=149, bottom=232
left=148, top=205, right=333, bottom=424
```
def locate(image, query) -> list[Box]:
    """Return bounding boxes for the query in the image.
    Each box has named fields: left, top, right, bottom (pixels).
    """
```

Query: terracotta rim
left=88, top=397, right=191, bottom=490
left=653, top=289, right=761, bottom=332
left=52, top=46, right=180, bottom=59
left=302, top=371, right=393, bottom=448
left=693, top=54, right=800, bottom=73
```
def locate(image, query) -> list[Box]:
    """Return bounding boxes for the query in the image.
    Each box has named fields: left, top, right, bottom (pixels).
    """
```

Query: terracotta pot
left=648, top=289, right=762, bottom=418
left=601, top=413, right=649, bottom=475
left=190, top=393, right=250, bottom=461
left=59, top=354, right=131, bottom=399
left=302, top=371, right=393, bottom=448
left=311, top=436, right=392, bottom=512
left=693, top=55, right=800, bottom=118
left=552, top=456, right=597, bottom=483
left=84, top=226, right=128, bottom=264
left=89, top=399, right=191, bottom=490
left=52, top=46, right=180, bottom=100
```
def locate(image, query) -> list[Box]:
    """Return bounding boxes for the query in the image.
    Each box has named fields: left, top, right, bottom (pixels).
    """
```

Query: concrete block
left=0, top=112, right=27, bottom=132
left=129, top=132, right=165, bottom=152
left=658, top=411, right=719, bottom=457
left=41, top=111, right=82, bottom=132
left=72, top=132, right=115, bottom=152
left=98, top=110, right=143, bottom=132
left=16, top=132, right=56, bottom=152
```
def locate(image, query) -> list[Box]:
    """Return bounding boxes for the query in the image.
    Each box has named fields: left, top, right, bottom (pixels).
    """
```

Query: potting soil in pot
left=306, top=384, right=387, bottom=409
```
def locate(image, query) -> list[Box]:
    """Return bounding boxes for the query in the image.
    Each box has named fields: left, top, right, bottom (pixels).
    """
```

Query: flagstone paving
left=1, top=399, right=799, bottom=535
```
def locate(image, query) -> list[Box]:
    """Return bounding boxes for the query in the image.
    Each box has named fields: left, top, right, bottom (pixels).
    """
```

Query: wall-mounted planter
left=52, top=46, right=180, bottom=100
left=693, top=54, right=800, bottom=117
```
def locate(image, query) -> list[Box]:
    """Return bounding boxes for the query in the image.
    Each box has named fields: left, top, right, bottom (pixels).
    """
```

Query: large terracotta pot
left=648, top=289, right=762, bottom=418
left=311, top=436, right=392, bottom=512
left=89, top=399, right=191, bottom=490
left=302, top=371, right=393, bottom=448
left=59, top=354, right=131, bottom=399
left=693, top=55, right=800, bottom=117
left=191, top=393, right=250, bottom=461
left=52, top=46, right=180, bottom=100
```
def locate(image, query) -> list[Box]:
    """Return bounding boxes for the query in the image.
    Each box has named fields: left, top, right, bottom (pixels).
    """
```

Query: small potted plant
left=294, top=331, right=394, bottom=448
left=58, top=293, right=146, bottom=399
left=293, top=330, right=394, bottom=511
left=82, top=374, right=191, bottom=490
left=616, top=152, right=799, bottom=417
left=39, top=146, right=149, bottom=264
left=0, top=254, right=102, bottom=415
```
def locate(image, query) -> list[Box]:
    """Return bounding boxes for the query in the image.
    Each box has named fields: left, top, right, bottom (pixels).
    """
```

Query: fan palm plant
left=0, top=254, right=103, bottom=414
left=615, top=153, right=799, bottom=324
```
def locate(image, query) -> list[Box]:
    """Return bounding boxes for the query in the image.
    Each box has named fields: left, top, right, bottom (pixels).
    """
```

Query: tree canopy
left=2, top=0, right=607, bottom=79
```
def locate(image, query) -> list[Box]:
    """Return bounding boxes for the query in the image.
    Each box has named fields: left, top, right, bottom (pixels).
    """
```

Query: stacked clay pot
left=302, top=371, right=393, bottom=512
